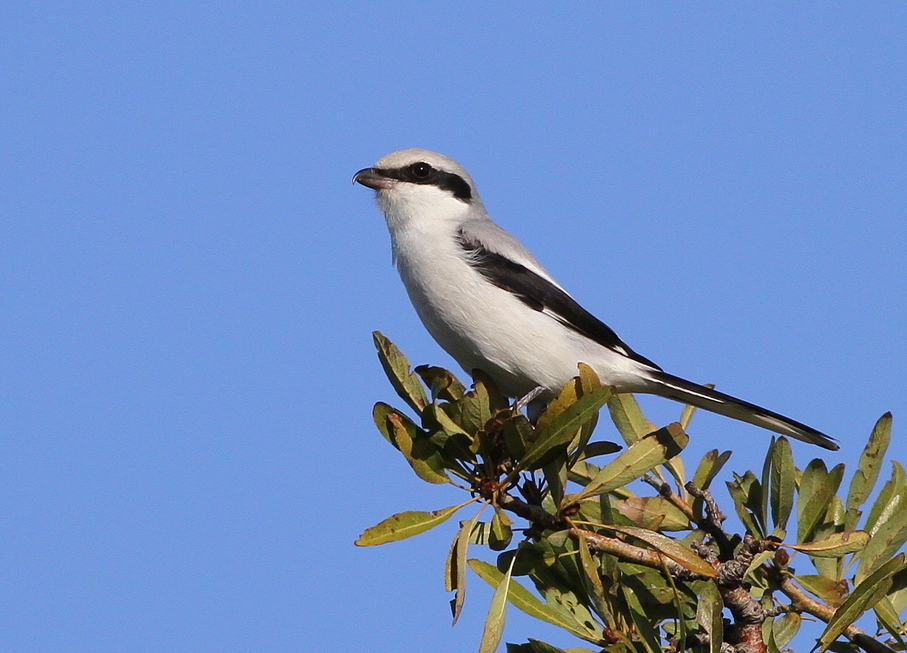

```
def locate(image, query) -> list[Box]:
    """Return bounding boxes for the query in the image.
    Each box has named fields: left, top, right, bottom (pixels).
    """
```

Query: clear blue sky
left=2, top=3, right=905, bottom=652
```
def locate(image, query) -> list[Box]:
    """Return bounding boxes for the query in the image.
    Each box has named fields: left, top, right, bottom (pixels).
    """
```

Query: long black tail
left=646, top=370, right=838, bottom=451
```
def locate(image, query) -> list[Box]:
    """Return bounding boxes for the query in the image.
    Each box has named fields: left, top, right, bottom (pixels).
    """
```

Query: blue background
left=2, top=3, right=905, bottom=651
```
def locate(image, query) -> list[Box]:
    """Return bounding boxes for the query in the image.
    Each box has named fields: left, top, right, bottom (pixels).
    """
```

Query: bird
left=353, top=148, right=837, bottom=451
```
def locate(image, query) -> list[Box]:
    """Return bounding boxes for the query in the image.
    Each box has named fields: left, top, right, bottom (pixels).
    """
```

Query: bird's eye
left=409, top=162, right=433, bottom=178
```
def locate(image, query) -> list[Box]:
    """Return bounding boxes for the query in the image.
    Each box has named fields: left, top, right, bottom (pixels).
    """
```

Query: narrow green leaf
left=726, top=471, right=764, bottom=538
left=692, top=449, right=733, bottom=491
left=661, top=554, right=687, bottom=650
left=577, top=441, right=622, bottom=460
left=874, top=597, right=907, bottom=651
left=445, top=527, right=458, bottom=592
left=356, top=503, right=468, bottom=546
left=818, top=553, right=907, bottom=651
left=522, top=386, right=612, bottom=470
left=770, top=437, right=795, bottom=531
left=856, top=469, right=907, bottom=583
left=575, top=532, right=604, bottom=595
left=761, top=438, right=774, bottom=537
left=543, top=458, right=567, bottom=509
left=888, top=568, right=907, bottom=616
left=570, top=423, right=688, bottom=503
left=506, top=641, right=571, bottom=653
left=373, top=331, right=428, bottom=413
left=863, top=461, right=905, bottom=538
left=604, top=524, right=716, bottom=578
left=696, top=580, right=723, bottom=653
left=786, top=530, right=870, bottom=558
left=679, top=403, right=697, bottom=431
left=607, top=393, right=657, bottom=445
left=797, top=460, right=845, bottom=543
left=477, top=549, right=516, bottom=653
left=447, top=508, right=484, bottom=624
left=845, top=413, right=892, bottom=530
left=621, top=580, right=663, bottom=653
left=469, top=559, right=602, bottom=643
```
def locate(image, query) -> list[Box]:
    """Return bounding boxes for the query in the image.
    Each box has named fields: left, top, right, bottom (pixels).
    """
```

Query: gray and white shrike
left=354, top=148, right=837, bottom=450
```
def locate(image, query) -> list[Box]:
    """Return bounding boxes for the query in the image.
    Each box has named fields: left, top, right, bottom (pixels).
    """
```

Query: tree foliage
left=357, top=333, right=906, bottom=653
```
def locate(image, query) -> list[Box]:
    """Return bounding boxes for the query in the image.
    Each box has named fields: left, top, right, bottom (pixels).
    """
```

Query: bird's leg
left=513, top=386, right=545, bottom=413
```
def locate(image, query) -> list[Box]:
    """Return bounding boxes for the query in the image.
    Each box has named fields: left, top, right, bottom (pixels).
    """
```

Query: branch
left=497, top=493, right=709, bottom=581
left=773, top=571, right=896, bottom=653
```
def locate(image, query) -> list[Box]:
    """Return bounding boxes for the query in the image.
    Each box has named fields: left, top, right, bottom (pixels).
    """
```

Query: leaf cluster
left=358, top=333, right=905, bottom=653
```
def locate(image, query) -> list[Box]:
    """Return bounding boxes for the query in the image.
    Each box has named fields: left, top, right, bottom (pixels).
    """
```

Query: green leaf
left=604, top=524, right=716, bottom=578
left=521, top=386, right=612, bottom=470
left=726, top=471, right=764, bottom=538
left=769, top=437, right=795, bottom=531
left=692, top=449, right=733, bottom=522
left=794, top=575, right=849, bottom=607
left=502, top=414, right=533, bottom=460
left=506, top=641, right=571, bottom=653
left=616, top=496, right=691, bottom=531
left=845, top=413, right=892, bottom=531
left=863, top=460, right=906, bottom=538
left=569, top=423, right=688, bottom=503
left=818, top=553, right=907, bottom=651
left=414, top=364, right=467, bottom=402
left=384, top=409, right=450, bottom=484
left=374, top=403, right=451, bottom=482
left=424, top=402, right=471, bottom=438
left=621, top=580, right=663, bottom=653
left=478, top=550, right=516, bottom=653
left=536, top=365, right=594, bottom=434
left=607, top=393, right=657, bottom=445
left=443, top=394, right=487, bottom=440
left=373, top=402, right=404, bottom=448
left=356, top=503, right=469, bottom=546
left=577, top=440, right=622, bottom=460
left=786, top=530, right=870, bottom=558
left=575, top=531, right=605, bottom=597
left=797, top=460, right=845, bottom=543
left=888, top=568, right=907, bottom=617
left=770, top=612, right=801, bottom=650
left=760, top=438, right=774, bottom=535
left=696, top=580, right=723, bottom=653
left=469, top=559, right=602, bottom=644
left=856, top=463, right=907, bottom=583
left=373, top=331, right=428, bottom=413
left=873, top=597, right=907, bottom=651
left=447, top=508, right=485, bottom=624
left=692, top=449, right=733, bottom=491
left=543, top=457, right=568, bottom=509
left=489, top=507, right=513, bottom=552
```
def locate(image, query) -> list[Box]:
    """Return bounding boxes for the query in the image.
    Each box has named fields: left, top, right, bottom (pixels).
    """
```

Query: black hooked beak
left=352, top=167, right=396, bottom=190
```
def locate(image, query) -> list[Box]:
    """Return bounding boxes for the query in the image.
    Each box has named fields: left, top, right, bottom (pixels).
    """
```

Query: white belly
left=393, top=231, right=648, bottom=397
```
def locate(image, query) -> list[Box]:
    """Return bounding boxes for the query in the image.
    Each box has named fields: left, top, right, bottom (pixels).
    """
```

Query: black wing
left=457, top=229, right=661, bottom=371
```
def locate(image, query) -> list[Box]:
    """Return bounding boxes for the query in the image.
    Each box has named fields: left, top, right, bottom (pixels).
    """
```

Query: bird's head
left=353, top=149, right=483, bottom=231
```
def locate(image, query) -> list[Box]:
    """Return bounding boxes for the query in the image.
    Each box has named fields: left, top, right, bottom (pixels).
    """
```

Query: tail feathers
left=646, top=370, right=839, bottom=451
